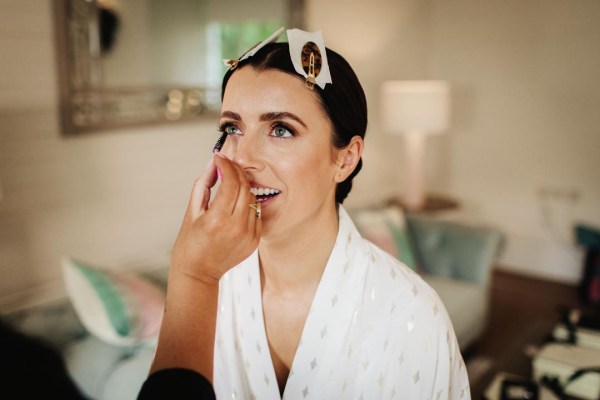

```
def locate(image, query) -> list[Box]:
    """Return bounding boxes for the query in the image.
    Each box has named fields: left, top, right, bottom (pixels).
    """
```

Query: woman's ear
left=335, top=135, right=364, bottom=183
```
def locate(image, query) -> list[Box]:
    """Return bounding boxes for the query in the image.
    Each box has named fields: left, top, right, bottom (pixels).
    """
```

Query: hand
left=170, top=153, right=261, bottom=285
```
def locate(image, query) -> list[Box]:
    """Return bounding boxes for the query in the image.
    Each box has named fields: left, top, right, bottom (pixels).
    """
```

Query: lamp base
left=403, top=131, right=427, bottom=210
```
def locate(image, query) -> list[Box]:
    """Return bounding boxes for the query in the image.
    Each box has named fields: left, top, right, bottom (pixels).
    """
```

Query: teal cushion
left=407, top=215, right=504, bottom=285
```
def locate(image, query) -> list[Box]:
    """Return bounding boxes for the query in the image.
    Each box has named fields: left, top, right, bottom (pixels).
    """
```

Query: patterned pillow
left=62, top=257, right=165, bottom=347
left=350, top=206, right=419, bottom=271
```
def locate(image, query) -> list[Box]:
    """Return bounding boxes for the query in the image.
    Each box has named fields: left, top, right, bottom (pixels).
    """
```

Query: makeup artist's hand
left=170, top=153, right=261, bottom=284
left=151, top=153, right=257, bottom=380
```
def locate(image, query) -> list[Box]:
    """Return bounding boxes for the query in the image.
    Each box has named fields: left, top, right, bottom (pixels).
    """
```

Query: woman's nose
left=230, top=134, right=264, bottom=171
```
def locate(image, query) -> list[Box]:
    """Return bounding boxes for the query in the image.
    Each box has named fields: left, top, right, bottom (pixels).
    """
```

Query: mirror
left=54, top=0, right=304, bottom=134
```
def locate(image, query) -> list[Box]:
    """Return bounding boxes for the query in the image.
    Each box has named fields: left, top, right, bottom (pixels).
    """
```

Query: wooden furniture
left=386, top=193, right=460, bottom=213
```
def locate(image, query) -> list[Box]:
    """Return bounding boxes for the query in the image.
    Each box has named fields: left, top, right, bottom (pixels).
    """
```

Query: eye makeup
left=270, top=122, right=296, bottom=138
left=218, top=120, right=296, bottom=139
left=217, top=121, right=241, bottom=137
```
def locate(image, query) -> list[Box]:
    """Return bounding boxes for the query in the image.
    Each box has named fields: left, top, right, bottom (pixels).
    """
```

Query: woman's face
left=219, top=67, right=341, bottom=238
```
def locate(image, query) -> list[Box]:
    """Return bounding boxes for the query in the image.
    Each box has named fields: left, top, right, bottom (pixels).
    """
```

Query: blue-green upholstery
left=406, top=214, right=504, bottom=286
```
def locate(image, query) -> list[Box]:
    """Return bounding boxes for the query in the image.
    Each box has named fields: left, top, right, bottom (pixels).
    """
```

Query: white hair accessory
left=223, top=27, right=285, bottom=70
left=286, top=29, right=332, bottom=89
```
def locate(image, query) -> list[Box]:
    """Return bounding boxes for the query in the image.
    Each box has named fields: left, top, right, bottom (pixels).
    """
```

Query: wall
left=306, top=0, right=434, bottom=207
left=425, top=0, right=600, bottom=282
left=0, top=0, right=217, bottom=311
left=308, top=0, right=600, bottom=284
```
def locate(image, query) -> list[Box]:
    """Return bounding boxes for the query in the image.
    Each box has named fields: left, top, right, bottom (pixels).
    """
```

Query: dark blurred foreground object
left=138, top=368, right=216, bottom=400
left=576, top=224, right=600, bottom=307
left=0, top=318, right=86, bottom=399
left=500, top=377, right=538, bottom=400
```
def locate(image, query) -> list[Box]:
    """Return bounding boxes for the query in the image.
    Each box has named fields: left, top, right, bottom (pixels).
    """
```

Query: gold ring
left=249, top=203, right=261, bottom=219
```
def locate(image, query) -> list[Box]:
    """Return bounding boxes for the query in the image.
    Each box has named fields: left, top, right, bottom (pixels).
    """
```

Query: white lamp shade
left=381, top=80, right=450, bottom=135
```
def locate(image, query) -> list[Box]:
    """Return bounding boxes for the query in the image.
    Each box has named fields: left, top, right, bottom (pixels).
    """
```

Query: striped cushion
left=62, top=257, right=165, bottom=347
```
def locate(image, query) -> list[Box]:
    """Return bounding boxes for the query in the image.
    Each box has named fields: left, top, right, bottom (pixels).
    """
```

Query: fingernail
left=217, top=167, right=223, bottom=180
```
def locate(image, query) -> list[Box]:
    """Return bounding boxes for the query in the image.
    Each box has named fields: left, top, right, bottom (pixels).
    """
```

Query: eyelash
left=271, top=122, right=296, bottom=138
left=217, top=122, right=240, bottom=136
left=216, top=121, right=296, bottom=138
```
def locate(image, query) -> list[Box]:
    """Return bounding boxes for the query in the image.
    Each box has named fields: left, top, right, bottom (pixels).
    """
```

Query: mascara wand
left=213, top=132, right=227, bottom=154
left=212, top=132, right=227, bottom=180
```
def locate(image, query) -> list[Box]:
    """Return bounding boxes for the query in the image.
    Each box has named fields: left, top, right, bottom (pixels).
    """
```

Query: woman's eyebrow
left=220, top=111, right=242, bottom=120
left=260, top=112, right=308, bottom=129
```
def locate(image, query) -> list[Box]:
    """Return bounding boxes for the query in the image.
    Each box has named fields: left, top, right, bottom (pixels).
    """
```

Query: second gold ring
left=249, top=203, right=261, bottom=219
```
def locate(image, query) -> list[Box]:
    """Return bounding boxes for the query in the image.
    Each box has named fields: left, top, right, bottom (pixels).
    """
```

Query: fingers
left=185, top=159, right=218, bottom=221
left=173, top=154, right=261, bottom=282
left=212, top=155, right=260, bottom=244
left=230, top=160, right=254, bottom=218
left=187, top=154, right=260, bottom=234
left=211, top=154, right=248, bottom=215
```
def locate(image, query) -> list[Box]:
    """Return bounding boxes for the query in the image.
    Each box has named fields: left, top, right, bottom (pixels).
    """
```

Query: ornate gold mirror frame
left=53, top=0, right=304, bottom=134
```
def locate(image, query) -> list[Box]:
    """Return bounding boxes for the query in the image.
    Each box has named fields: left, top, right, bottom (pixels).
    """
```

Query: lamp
left=381, top=80, right=450, bottom=210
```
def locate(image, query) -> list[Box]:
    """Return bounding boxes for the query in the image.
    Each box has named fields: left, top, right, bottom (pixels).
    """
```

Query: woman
left=149, top=29, right=469, bottom=399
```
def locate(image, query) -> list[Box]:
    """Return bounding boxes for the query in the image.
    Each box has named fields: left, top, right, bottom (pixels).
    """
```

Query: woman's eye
left=222, top=124, right=241, bottom=135
left=271, top=125, right=293, bottom=138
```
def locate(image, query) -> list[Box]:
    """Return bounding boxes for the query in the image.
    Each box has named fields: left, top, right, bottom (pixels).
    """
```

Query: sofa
left=2, top=266, right=169, bottom=400
left=2, top=205, right=504, bottom=399
left=405, top=212, right=504, bottom=349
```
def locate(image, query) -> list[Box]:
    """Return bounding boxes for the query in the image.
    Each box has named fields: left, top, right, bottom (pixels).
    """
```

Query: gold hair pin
left=224, top=59, right=240, bottom=70
left=287, top=29, right=332, bottom=89
left=301, top=42, right=322, bottom=89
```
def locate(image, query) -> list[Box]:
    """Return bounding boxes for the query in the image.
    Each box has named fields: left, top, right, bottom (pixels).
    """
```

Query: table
left=385, top=193, right=460, bottom=213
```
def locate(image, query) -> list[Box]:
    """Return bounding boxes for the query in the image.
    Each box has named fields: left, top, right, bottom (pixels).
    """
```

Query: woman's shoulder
left=362, top=239, right=448, bottom=321
left=355, top=238, right=466, bottom=389
left=363, top=238, right=426, bottom=288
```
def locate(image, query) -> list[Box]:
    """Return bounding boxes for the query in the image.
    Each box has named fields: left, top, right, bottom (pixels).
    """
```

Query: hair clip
left=303, top=43, right=321, bottom=89
left=223, top=27, right=285, bottom=70
left=287, top=29, right=332, bottom=89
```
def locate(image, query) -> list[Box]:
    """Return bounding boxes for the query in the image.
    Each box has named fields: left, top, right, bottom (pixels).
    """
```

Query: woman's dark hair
left=221, top=42, right=367, bottom=204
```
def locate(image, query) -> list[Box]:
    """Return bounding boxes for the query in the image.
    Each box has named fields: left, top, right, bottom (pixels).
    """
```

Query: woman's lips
left=250, top=185, right=281, bottom=206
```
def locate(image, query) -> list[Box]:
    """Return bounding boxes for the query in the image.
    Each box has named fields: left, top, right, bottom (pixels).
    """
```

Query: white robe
left=214, top=207, right=471, bottom=399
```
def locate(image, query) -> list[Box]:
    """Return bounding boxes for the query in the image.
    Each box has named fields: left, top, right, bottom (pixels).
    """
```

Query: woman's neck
left=258, top=205, right=339, bottom=294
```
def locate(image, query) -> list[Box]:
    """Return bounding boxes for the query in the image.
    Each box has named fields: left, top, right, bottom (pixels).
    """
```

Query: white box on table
left=533, top=343, right=600, bottom=400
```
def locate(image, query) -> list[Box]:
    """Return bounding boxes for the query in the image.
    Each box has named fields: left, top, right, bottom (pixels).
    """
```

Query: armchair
left=406, top=213, right=504, bottom=349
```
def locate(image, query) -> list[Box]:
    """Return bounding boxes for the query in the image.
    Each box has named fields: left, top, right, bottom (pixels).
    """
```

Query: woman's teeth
left=250, top=188, right=279, bottom=201
left=250, top=187, right=280, bottom=196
